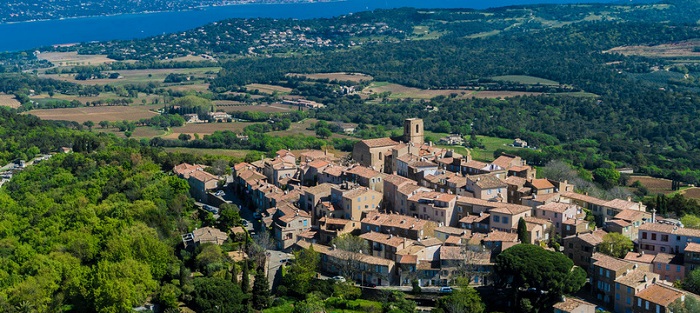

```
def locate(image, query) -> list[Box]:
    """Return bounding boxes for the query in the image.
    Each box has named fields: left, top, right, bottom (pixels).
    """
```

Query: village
left=174, top=118, right=698, bottom=313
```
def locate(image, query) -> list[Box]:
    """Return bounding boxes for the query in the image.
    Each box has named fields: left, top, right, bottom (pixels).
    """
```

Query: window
left=642, top=232, right=647, bottom=239
left=616, top=294, right=620, bottom=301
left=651, top=233, right=657, bottom=240
left=638, top=298, right=642, bottom=307
left=657, top=264, right=662, bottom=270
left=626, top=296, right=630, bottom=305
left=616, top=283, right=620, bottom=290
left=494, top=216, right=501, bottom=222
left=606, top=270, right=610, bottom=278
left=661, top=235, right=669, bottom=242
left=568, top=243, right=574, bottom=248
left=358, top=197, right=361, bottom=202
left=303, top=220, right=308, bottom=227
left=627, top=287, right=632, bottom=293
left=554, top=213, right=558, bottom=218
left=666, top=264, right=670, bottom=271
left=661, top=247, right=666, bottom=252
left=677, top=266, right=682, bottom=272
left=502, top=217, right=509, bottom=224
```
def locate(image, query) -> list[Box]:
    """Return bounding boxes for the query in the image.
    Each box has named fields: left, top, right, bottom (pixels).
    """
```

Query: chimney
left=651, top=209, right=656, bottom=224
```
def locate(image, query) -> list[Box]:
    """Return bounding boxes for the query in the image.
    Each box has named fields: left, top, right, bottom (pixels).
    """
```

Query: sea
left=0, top=0, right=641, bottom=52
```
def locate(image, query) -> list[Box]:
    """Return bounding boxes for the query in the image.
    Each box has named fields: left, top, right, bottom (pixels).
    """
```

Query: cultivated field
left=627, top=175, right=675, bottom=195
left=269, top=118, right=353, bottom=139
left=28, top=105, right=160, bottom=123
left=491, top=75, right=560, bottom=86
left=682, top=188, right=700, bottom=200
left=37, top=51, right=118, bottom=66
left=163, top=147, right=253, bottom=159
left=41, top=67, right=220, bottom=86
left=219, top=103, right=294, bottom=113
left=245, top=84, right=293, bottom=95
left=164, top=122, right=252, bottom=139
left=287, top=72, right=373, bottom=82
left=0, top=94, right=21, bottom=108
left=605, top=40, right=700, bottom=58
left=363, top=82, right=540, bottom=100
left=30, top=92, right=162, bottom=106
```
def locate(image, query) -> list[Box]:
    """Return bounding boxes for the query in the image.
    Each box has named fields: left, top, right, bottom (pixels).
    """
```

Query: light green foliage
left=683, top=269, right=700, bottom=295
left=292, top=293, right=325, bottom=313
left=218, top=203, right=241, bottom=231
left=332, top=281, right=361, bottom=300
left=593, top=168, right=621, bottom=189
left=681, top=214, right=700, bottom=229
left=668, top=295, right=700, bottom=313
left=284, top=246, right=320, bottom=296
left=93, top=259, right=158, bottom=313
left=599, top=232, right=634, bottom=258
left=435, top=285, right=485, bottom=313
left=191, top=277, right=246, bottom=313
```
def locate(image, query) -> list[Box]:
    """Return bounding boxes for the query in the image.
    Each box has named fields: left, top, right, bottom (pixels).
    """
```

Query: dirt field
left=163, top=147, right=253, bottom=158
left=246, top=84, right=293, bottom=94
left=36, top=52, right=118, bottom=66
left=269, top=118, right=353, bottom=139
left=0, top=94, right=21, bottom=108
left=363, top=82, right=540, bottom=100
left=219, top=104, right=294, bottom=113
left=28, top=105, right=160, bottom=123
left=287, top=72, right=374, bottom=82
left=605, top=40, right=700, bottom=58
left=682, top=188, right=700, bottom=200
left=627, top=175, right=675, bottom=194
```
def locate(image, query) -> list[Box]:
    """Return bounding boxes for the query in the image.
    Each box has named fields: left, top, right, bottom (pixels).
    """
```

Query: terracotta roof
left=361, top=212, right=434, bottom=230
left=563, top=218, right=588, bottom=226
left=560, top=192, right=607, bottom=205
left=347, top=165, right=382, bottom=179
left=417, top=238, right=443, bottom=247
left=635, top=283, right=685, bottom=307
left=460, top=213, right=490, bottom=224
left=686, top=242, right=700, bottom=253
left=615, top=270, right=657, bottom=287
left=275, top=205, right=310, bottom=224
left=445, top=235, right=463, bottom=246
left=614, top=209, right=649, bottom=222
left=409, top=191, right=456, bottom=203
left=509, top=165, right=531, bottom=172
left=189, top=169, right=219, bottom=183
left=435, top=226, right=469, bottom=236
left=398, top=254, right=418, bottom=264
left=564, top=230, right=607, bottom=246
left=489, top=204, right=532, bottom=216
left=492, top=155, right=517, bottom=169
left=607, top=219, right=631, bottom=227
left=538, top=202, right=576, bottom=213
left=469, top=174, right=506, bottom=189
left=192, top=227, right=228, bottom=245
left=504, top=176, right=527, bottom=186
left=397, top=184, right=430, bottom=196
left=640, top=223, right=700, bottom=237
left=322, top=165, right=345, bottom=177
left=530, top=178, right=555, bottom=190
left=230, top=226, right=246, bottom=234
left=383, top=174, right=415, bottom=186
left=592, top=253, right=632, bottom=271
left=307, top=159, right=330, bottom=169
left=552, top=298, right=596, bottom=312
left=342, top=187, right=381, bottom=200
left=603, top=199, right=643, bottom=211
left=624, top=252, right=655, bottom=264
left=360, top=232, right=414, bottom=248
left=234, top=162, right=252, bottom=171
left=174, top=163, right=205, bottom=178
left=455, top=196, right=495, bottom=207
left=653, top=253, right=683, bottom=265
left=524, top=216, right=551, bottom=226
left=296, top=241, right=394, bottom=266
left=360, top=137, right=399, bottom=148
left=298, top=230, right=317, bottom=239
left=464, top=160, right=488, bottom=169
left=440, top=246, right=463, bottom=260
left=482, top=230, right=518, bottom=242
left=320, top=217, right=352, bottom=226
left=306, top=183, right=333, bottom=196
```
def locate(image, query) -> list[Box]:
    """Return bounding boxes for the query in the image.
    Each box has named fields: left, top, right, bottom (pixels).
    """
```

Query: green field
left=491, top=75, right=560, bottom=86
left=428, top=131, right=523, bottom=162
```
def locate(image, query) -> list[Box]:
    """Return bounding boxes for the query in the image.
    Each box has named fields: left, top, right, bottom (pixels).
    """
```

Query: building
left=300, top=183, right=333, bottom=222
left=352, top=137, right=398, bottom=173
left=297, top=241, right=396, bottom=286
left=318, top=217, right=357, bottom=244
left=328, top=184, right=382, bottom=221
left=463, top=174, right=508, bottom=202
left=553, top=297, right=596, bottom=313
left=562, top=230, right=607, bottom=270
left=262, top=156, right=298, bottom=186
left=182, top=227, right=229, bottom=249
left=459, top=212, right=490, bottom=234
left=634, top=283, right=686, bottom=313
left=638, top=223, right=700, bottom=254
left=382, top=174, right=416, bottom=212
left=535, top=202, right=579, bottom=236
left=488, top=204, right=533, bottom=232
left=614, top=269, right=659, bottom=313
left=271, top=204, right=312, bottom=249
left=188, top=169, right=220, bottom=201
left=346, top=165, right=385, bottom=193
left=651, top=253, right=685, bottom=283
left=408, top=191, right=457, bottom=227
left=360, top=212, right=436, bottom=240
left=403, top=118, right=424, bottom=146
left=361, top=232, right=414, bottom=260
left=684, top=242, right=700, bottom=273
left=590, top=253, right=635, bottom=307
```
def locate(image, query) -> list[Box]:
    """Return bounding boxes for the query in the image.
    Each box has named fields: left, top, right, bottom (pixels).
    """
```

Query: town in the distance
left=169, top=117, right=695, bottom=313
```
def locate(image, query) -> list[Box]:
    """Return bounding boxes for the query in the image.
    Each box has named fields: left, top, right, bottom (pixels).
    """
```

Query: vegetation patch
left=245, top=83, right=293, bottom=95
left=0, top=93, right=21, bottom=108
left=491, top=75, right=560, bottom=86
left=287, top=72, right=373, bottom=83
left=27, top=104, right=160, bottom=123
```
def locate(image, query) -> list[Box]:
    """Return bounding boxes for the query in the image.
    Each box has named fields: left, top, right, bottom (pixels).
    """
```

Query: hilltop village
left=171, top=118, right=696, bottom=312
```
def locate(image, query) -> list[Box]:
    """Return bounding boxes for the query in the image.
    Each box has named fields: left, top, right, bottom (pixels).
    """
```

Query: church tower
left=403, top=118, right=424, bottom=145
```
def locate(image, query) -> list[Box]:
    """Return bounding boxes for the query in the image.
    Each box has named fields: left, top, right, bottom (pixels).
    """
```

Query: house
left=301, top=159, right=330, bottom=185
left=408, top=191, right=458, bottom=227
left=535, top=202, right=579, bottom=236
left=488, top=204, right=533, bottom=232
left=438, top=134, right=464, bottom=146
left=297, top=241, right=396, bottom=286
left=318, top=217, right=357, bottom=244
left=613, top=269, right=659, bottom=313
left=608, top=209, right=651, bottom=240
left=479, top=230, right=519, bottom=253
left=597, top=198, right=647, bottom=225
left=504, top=176, right=528, bottom=204
left=360, top=231, right=414, bottom=261
left=271, top=204, right=311, bottom=249
left=319, top=165, right=345, bottom=185
left=513, top=138, right=528, bottom=148
left=684, top=242, right=700, bottom=273
left=523, top=216, right=552, bottom=244
left=352, top=137, right=399, bottom=173
left=651, top=253, right=685, bottom=283
left=182, top=227, right=229, bottom=249
left=173, top=162, right=206, bottom=179
left=624, top=252, right=656, bottom=272
left=562, top=229, right=607, bottom=269
left=360, top=212, right=436, bottom=240
left=434, top=226, right=470, bottom=242
left=459, top=212, right=490, bottom=234
left=393, top=183, right=432, bottom=217
left=346, top=165, right=385, bottom=193
left=634, top=283, right=686, bottom=313
left=638, top=223, right=700, bottom=254
left=463, top=174, right=508, bottom=202
left=188, top=169, right=220, bottom=201
left=553, top=297, right=596, bottom=313
left=590, top=253, right=636, bottom=307
left=382, top=174, right=416, bottom=212
left=300, top=183, right=333, bottom=223
left=563, top=218, right=591, bottom=237
left=262, top=157, right=298, bottom=186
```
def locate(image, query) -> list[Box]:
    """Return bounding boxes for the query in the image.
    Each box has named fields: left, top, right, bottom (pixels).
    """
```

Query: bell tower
left=403, top=118, right=424, bottom=145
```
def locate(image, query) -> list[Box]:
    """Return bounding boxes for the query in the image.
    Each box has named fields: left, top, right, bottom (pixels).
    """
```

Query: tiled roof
left=653, top=253, right=683, bottom=265
left=640, top=223, right=700, bottom=237
left=319, top=217, right=352, bottom=226
left=530, top=178, right=555, bottom=190
left=603, top=199, right=643, bottom=211
left=307, top=159, right=330, bottom=168
left=296, top=241, right=394, bottom=266
left=361, top=212, right=434, bottom=230
left=504, top=176, right=527, bottom=186
left=306, top=183, right=333, bottom=196
left=524, top=216, right=551, bottom=226
left=347, top=165, right=382, bottom=179
left=685, top=242, right=700, bottom=253
left=397, top=254, right=418, bottom=264
left=322, top=165, right=345, bottom=177
left=538, top=202, right=576, bottom=213
left=482, top=230, right=518, bottom=242
left=624, top=252, right=655, bottom=264
left=435, top=226, right=469, bottom=236
left=635, top=283, right=685, bottom=307
left=489, top=204, right=532, bottom=216
left=192, top=227, right=228, bottom=245
left=615, top=270, right=657, bottom=287
left=564, top=230, right=607, bottom=246
left=455, top=196, right=494, bottom=207
left=560, top=192, right=607, bottom=205
left=552, top=298, right=595, bottom=312
left=417, top=237, right=443, bottom=247
left=460, top=213, right=490, bottom=223
left=383, top=174, right=415, bottom=186
left=360, top=232, right=414, bottom=248
left=445, top=235, right=463, bottom=246
left=614, top=209, right=649, bottom=222
left=234, top=162, right=252, bottom=171
left=189, top=169, right=219, bottom=183
left=398, top=184, right=430, bottom=196
left=607, top=219, right=631, bottom=227
left=342, top=187, right=381, bottom=200
left=439, top=246, right=463, bottom=260
left=360, top=137, right=399, bottom=148
left=464, top=160, right=488, bottom=169
left=491, top=155, right=516, bottom=169
left=409, top=191, right=456, bottom=203
left=592, top=253, right=632, bottom=272
left=469, top=174, right=506, bottom=189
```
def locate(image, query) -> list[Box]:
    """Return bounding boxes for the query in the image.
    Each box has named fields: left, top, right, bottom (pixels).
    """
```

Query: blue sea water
left=0, top=0, right=631, bottom=52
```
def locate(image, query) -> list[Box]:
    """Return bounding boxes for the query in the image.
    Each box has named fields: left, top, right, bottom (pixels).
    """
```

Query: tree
left=494, top=244, right=586, bottom=308
left=178, top=133, right=192, bottom=141
left=599, top=233, right=634, bottom=258
left=315, top=127, right=332, bottom=139
left=668, top=295, right=700, bottom=313
left=593, top=168, right=620, bottom=189
left=681, top=214, right=700, bottom=229
left=293, top=293, right=325, bottom=313
left=99, top=120, right=110, bottom=129
left=218, top=203, right=241, bottom=231
left=517, top=217, right=530, bottom=244
left=83, top=120, right=94, bottom=131
left=683, top=268, right=700, bottom=295
left=329, top=234, right=370, bottom=280
left=191, top=277, right=246, bottom=313
left=211, top=159, right=230, bottom=176
left=332, top=281, right=361, bottom=300
left=252, top=267, right=271, bottom=310
left=241, top=261, right=250, bottom=293
left=435, top=284, right=485, bottom=313
left=284, top=245, right=320, bottom=296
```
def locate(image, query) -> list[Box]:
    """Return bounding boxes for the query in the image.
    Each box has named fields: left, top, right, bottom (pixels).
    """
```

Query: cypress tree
left=241, top=261, right=250, bottom=293
left=517, top=217, right=530, bottom=244
left=252, top=267, right=271, bottom=310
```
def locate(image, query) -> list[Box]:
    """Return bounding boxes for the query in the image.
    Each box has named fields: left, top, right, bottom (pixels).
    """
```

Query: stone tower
left=403, top=118, right=424, bottom=145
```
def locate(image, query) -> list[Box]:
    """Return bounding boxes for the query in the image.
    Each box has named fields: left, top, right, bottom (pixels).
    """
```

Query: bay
left=1, top=0, right=631, bottom=52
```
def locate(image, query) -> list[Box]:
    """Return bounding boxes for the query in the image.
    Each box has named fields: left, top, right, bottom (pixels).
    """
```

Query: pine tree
left=231, top=263, right=238, bottom=284
left=517, top=217, right=530, bottom=244
left=241, top=261, right=250, bottom=293
left=252, top=267, right=271, bottom=310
